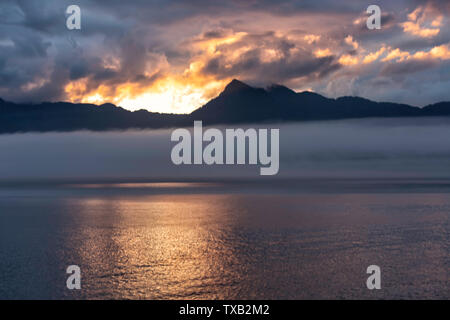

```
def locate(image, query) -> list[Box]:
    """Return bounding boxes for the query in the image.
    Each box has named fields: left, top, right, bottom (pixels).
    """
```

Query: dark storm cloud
left=0, top=0, right=162, bottom=102
left=202, top=29, right=230, bottom=39
left=16, top=0, right=66, bottom=33
left=381, top=59, right=438, bottom=76
left=203, top=53, right=339, bottom=84
left=200, top=32, right=341, bottom=85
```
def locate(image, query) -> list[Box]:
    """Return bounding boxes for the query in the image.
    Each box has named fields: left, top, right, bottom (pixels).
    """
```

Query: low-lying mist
left=1, top=117, right=450, bottom=182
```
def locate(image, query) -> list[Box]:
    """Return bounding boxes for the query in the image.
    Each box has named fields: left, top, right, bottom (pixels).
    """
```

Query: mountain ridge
left=1, top=79, right=450, bottom=133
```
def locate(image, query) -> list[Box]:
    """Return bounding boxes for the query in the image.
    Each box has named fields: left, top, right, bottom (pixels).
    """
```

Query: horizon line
left=2, top=79, right=449, bottom=115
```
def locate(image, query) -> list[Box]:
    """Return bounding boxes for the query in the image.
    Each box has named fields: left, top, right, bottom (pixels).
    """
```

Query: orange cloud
left=380, top=44, right=450, bottom=64
left=412, top=44, right=450, bottom=60
left=314, top=48, right=332, bottom=58
left=431, top=16, right=443, bottom=27
left=402, top=21, right=440, bottom=38
left=260, top=48, right=284, bottom=63
left=363, top=47, right=387, bottom=64
left=401, top=6, right=441, bottom=38
left=345, top=35, right=359, bottom=50
left=338, top=54, right=359, bottom=66
left=407, top=7, right=422, bottom=22
left=303, top=34, right=321, bottom=44
left=382, top=48, right=410, bottom=62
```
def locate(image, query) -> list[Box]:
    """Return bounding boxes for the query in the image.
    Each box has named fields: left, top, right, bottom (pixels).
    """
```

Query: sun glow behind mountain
left=63, top=33, right=248, bottom=113
left=110, top=78, right=228, bottom=114
left=64, top=69, right=231, bottom=114
left=118, top=84, right=208, bottom=114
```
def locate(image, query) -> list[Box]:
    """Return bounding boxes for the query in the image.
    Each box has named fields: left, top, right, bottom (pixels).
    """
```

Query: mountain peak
left=221, top=79, right=252, bottom=95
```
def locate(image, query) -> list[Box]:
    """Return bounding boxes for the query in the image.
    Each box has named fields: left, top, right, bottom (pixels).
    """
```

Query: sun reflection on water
left=71, top=194, right=241, bottom=299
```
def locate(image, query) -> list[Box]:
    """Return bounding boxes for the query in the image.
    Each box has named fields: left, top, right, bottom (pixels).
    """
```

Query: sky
left=0, top=0, right=449, bottom=113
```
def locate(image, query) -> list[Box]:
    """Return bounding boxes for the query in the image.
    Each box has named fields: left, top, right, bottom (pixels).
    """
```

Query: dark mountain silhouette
left=0, top=100, right=187, bottom=134
left=191, top=79, right=423, bottom=124
left=1, top=79, right=449, bottom=133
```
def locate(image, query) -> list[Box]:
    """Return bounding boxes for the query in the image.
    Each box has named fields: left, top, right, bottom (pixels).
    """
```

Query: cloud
left=314, top=48, right=333, bottom=58
left=345, top=35, right=359, bottom=50
left=381, top=59, right=437, bottom=76
left=401, top=5, right=441, bottom=38
left=338, top=54, right=359, bottom=66
left=413, top=44, right=450, bottom=60
left=402, top=21, right=440, bottom=38
left=198, top=31, right=341, bottom=86
left=363, top=47, right=387, bottom=64
left=412, top=0, right=450, bottom=15
left=379, top=44, right=450, bottom=78
left=380, top=44, right=450, bottom=65
left=382, top=48, right=411, bottom=62
left=304, top=34, right=321, bottom=44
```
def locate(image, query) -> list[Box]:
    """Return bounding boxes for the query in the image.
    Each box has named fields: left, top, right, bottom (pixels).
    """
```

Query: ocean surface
left=0, top=179, right=448, bottom=299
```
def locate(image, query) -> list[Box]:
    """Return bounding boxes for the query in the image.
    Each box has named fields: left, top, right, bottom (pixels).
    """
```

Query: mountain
left=1, top=79, right=449, bottom=133
left=0, top=100, right=187, bottom=134
left=421, top=102, right=450, bottom=116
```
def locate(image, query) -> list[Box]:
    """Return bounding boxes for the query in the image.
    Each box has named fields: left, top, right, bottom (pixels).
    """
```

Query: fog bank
left=1, top=118, right=450, bottom=181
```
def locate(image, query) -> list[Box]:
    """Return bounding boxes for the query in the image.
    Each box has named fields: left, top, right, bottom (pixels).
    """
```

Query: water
left=0, top=180, right=448, bottom=299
